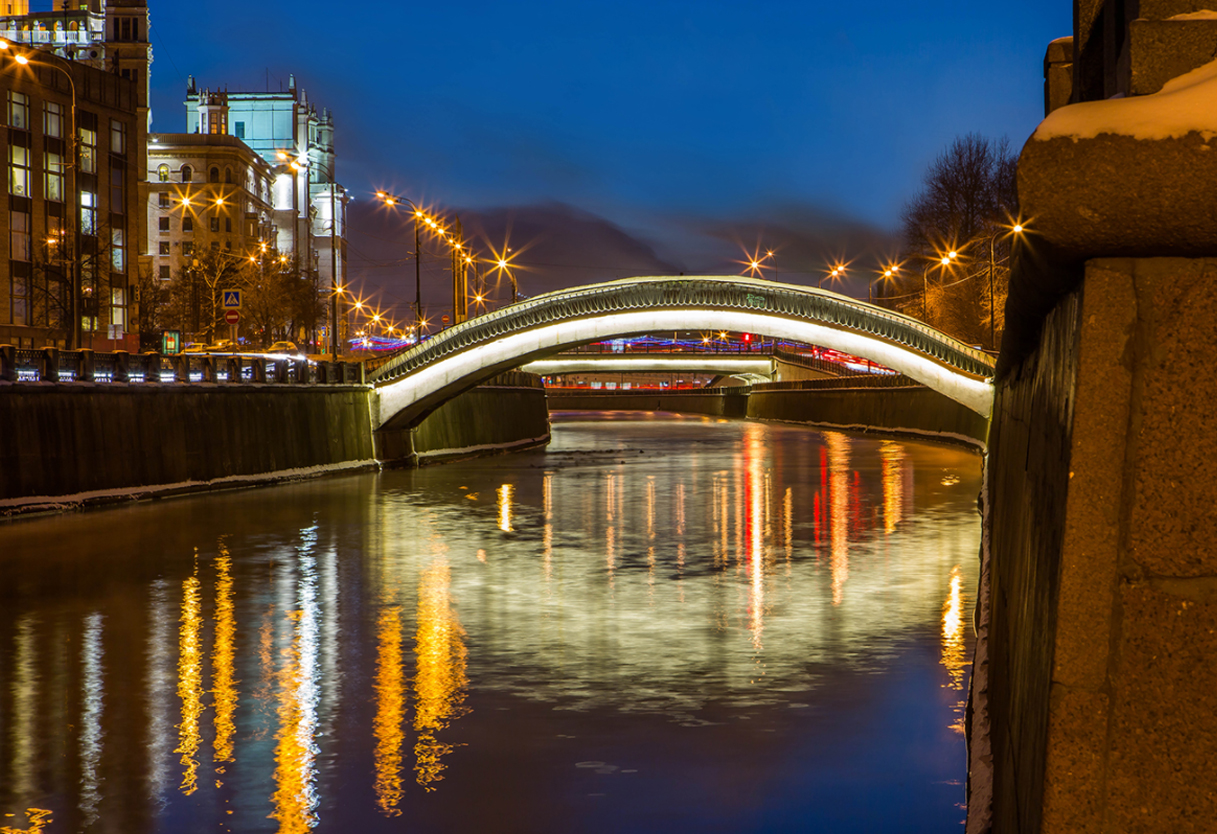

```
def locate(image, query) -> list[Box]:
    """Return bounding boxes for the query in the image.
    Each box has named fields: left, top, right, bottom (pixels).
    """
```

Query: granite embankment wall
left=0, top=384, right=377, bottom=505
left=546, top=388, right=749, bottom=418
left=747, top=378, right=988, bottom=446
left=983, top=258, right=1217, bottom=834
left=411, top=374, right=551, bottom=463
left=0, top=372, right=553, bottom=508
left=548, top=377, right=989, bottom=446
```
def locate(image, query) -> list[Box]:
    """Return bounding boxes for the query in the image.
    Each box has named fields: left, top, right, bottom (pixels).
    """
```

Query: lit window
left=9, top=143, right=29, bottom=196
left=80, top=190, right=97, bottom=235
left=111, top=228, right=125, bottom=273
left=8, top=91, right=28, bottom=130
left=43, top=102, right=62, bottom=138
left=78, top=124, right=97, bottom=174
left=45, top=150, right=64, bottom=201
left=110, top=119, right=126, bottom=155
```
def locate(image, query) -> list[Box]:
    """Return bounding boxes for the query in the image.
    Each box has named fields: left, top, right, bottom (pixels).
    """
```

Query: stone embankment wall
left=0, top=372, right=554, bottom=510
left=984, top=258, right=1217, bottom=834
left=747, top=378, right=988, bottom=446
left=411, top=373, right=551, bottom=463
left=981, top=290, right=1081, bottom=833
left=548, top=377, right=988, bottom=447
left=0, top=384, right=376, bottom=507
left=545, top=388, right=749, bottom=418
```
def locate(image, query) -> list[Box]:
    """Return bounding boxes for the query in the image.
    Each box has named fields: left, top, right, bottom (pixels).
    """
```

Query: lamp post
left=820, top=264, right=846, bottom=289
left=328, top=187, right=340, bottom=357
left=985, top=222, right=1024, bottom=351
left=923, top=249, right=958, bottom=324
left=497, top=257, right=518, bottom=304
left=4, top=43, right=79, bottom=348
left=375, top=191, right=427, bottom=336
left=872, top=265, right=899, bottom=305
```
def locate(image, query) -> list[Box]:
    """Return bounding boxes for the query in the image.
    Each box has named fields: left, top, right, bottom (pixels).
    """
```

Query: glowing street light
left=986, top=220, right=1028, bottom=350
left=375, top=191, right=427, bottom=333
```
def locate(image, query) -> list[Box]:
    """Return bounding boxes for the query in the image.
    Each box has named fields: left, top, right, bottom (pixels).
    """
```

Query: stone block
left=1041, top=686, right=1110, bottom=834
left=1045, top=37, right=1075, bottom=115
left=1130, top=18, right=1217, bottom=95
left=1127, top=259, right=1217, bottom=576
left=1140, top=0, right=1217, bottom=20
left=1052, top=262, right=1134, bottom=688
left=1019, top=134, right=1217, bottom=261
left=1106, top=582, right=1217, bottom=832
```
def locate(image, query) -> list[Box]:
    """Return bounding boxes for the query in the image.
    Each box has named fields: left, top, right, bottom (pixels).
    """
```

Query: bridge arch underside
left=375, top=308, right=995, bottom=431
left=520, top=355, right=775, bottom=379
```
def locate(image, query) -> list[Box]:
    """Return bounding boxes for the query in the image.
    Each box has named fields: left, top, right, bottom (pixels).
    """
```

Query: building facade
left=0, top=0, right=149, bottom=350
left=185, top=76, right=349, bottom=352
left=0, top=50, right=141, bottom=351
left=143, top=121, right=277, bottom=341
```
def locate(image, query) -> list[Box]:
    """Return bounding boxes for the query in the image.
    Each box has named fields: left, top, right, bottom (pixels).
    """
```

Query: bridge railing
left=560, top=340, right=778, bottom=355
left=369, top=276, right=995, bottom=385
left=750, top=374, right=922, bottom=392
left=771, top=347, right=866, bottom=376
left=0, top=346, right=367, bottom=386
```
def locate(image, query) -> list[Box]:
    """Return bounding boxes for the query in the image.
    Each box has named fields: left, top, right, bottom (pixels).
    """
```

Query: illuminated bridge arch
left=371, top=276, right=995, bottom=429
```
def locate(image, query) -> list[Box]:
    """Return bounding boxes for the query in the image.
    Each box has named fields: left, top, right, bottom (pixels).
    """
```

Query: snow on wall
left=1034, top=56, right=1217, bottom=141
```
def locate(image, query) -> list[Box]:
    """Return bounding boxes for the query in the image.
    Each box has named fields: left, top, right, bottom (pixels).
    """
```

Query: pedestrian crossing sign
left=222, top=289, right=242, bottom=309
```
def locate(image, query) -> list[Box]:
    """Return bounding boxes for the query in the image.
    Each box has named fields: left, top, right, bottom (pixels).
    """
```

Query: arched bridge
left=371, top=276, right=996, bottom=429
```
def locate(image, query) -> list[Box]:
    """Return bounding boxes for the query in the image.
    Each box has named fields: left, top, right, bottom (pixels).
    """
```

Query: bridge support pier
left=982, top=257, right=1217, bottom=833
left=373, top=426, right=416, bottom=467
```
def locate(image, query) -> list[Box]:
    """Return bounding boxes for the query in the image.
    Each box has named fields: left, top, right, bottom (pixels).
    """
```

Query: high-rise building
left=185, top=75, right=349, bottom=352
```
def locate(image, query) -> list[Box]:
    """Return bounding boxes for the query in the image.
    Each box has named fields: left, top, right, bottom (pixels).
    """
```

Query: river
left=0, top=412, right=981, bottom=833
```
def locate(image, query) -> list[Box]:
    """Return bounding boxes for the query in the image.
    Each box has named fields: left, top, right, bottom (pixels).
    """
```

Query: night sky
left=145, top=0, right=1070, bottom=319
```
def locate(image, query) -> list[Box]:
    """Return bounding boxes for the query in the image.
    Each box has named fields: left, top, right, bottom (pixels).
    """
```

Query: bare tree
left=135, top=264, right=169, bottom=349
left=895, top=134, right=1019, bottom=345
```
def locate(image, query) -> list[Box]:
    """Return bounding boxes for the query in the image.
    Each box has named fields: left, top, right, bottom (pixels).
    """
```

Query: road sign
left=224, top=309, right=240, bottom=325
left=441, top=315, right=450, bottom=324
left=221, top=289, right=242, bottom=309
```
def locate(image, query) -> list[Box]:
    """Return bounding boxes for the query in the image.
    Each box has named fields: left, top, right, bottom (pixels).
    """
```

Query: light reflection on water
left=0, top=414, right=981, bottom=833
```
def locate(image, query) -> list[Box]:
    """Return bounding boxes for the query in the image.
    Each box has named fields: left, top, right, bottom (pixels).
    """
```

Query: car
left=181, top=343, right=207, bottom=354
left=267, top=341, right=298, bottom=354
left=206, top=340, right=235, bottom=353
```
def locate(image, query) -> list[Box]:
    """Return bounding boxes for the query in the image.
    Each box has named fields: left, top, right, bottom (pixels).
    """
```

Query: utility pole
left=414, top=216, right=422, bottom=336
left=329, top=187, right=339, bottom=357
left=452, top=216, right=468, bottom=324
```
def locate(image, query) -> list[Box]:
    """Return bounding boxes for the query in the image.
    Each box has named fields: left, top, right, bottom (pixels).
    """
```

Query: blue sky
left=143, top=0, right=1071, bottom=302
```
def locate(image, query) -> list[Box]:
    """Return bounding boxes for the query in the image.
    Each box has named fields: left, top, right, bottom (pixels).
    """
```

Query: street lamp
left=872, top=264, right=900, bottom=305
left=3, top=42, right=80, bottom=347
left=820, top=264, right=846, bottom=288
left=375, top=191, right=430, bottom=336
left=986, top=221, right=1026, bottom=351
left=497, top=257, right=518, bottom=303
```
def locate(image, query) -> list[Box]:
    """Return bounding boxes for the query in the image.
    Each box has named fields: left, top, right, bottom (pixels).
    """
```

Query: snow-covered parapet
left=1037, top=56, right=1217, bottom=141
left=1018, top=56, right=1217, bottom=259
